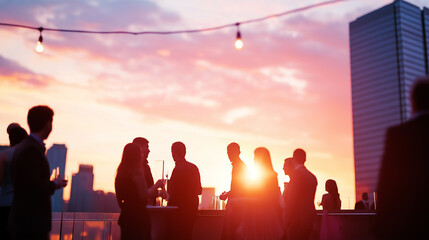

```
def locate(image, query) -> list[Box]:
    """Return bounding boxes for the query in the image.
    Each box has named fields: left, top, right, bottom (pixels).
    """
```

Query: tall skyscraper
left=350, top=0, right=429, bottom=203
left=68, top=164, right=94, bottom=212
left=46, top=144, right=67, bottom=212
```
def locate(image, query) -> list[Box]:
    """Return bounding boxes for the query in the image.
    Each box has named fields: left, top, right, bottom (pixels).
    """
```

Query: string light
left=0, top=0, right=347, bottom=52
left=35, top=27, right=44, bottom=53
left=234, top=23, right=243, bottom=50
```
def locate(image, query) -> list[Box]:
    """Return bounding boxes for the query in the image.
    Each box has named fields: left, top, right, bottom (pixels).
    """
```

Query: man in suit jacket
left=8, top=106, right=67, bottom=240
left=284, top=148, right=318, bottom=240
left=133, top=137, right=156, bottom=205
left=376, top=77, right=429, bottom=240
left=355, top=192, right=370, bottom=210
left=167, top=141, right=202, bottom=240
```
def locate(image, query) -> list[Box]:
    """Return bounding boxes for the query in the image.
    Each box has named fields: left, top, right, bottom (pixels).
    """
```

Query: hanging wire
left=0, top=0, right=347, bottom=36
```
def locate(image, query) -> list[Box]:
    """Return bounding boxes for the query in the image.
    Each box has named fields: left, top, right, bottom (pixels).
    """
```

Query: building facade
left=46, top=144, right=67, bottom=211
left=68, top=164, right=94, bottom=212
left=350, top=0, right=429, bottom=203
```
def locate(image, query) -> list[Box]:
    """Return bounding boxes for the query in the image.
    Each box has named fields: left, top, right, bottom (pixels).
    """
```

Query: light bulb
left=234, top=23, right=243, bottom=50
left=235, top=37, right=243, bottom=50
left=35, top=40, right=44, bottom=53
left=35, top=27, right=44, bottom=53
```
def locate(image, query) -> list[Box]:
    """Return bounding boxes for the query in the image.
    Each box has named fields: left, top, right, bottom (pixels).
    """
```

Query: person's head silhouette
left=133, top=137, right=150, bottom=161
left=27, top=105, right=54, bottom=140
left=325, top=179, right=339, bottom=195
left=171, top=141, right=186, bottom=163
left=283, top=157, right=295, bottom=176
left=292, top=148, right=306, bottom=165
left=227, top=142, right=240, bottom=163
left=362, top=192, right=368, bottom=201
left=8, top=125, right=28, bottom=146
left=254, top=147, right=275, bottom=173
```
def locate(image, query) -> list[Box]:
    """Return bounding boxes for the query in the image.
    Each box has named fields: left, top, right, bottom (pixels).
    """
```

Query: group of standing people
left=0, top=106, right=68, bottom=240
left=0, top=77, right=428, bottom=240
left=221, top=144, right=318, bottom=240
left=115, top=140, right=202, bottom=240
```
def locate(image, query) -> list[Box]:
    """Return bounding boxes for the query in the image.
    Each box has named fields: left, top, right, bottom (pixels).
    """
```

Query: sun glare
left=248, top=164, right=260, bottom=181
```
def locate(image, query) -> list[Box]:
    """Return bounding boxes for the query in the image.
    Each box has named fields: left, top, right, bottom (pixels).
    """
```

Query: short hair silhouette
left=8, top=126, right=28, bottom=146
left=362, top=192, right=368, bottom=201
left=6, top=123, right=21, bottom=134
left=411, top=76, right=429, bottom=112
left=27, top=105, right=54, bottom=132
left=172, top=141, right=186, bottom=158
left=283, top=157, right=295, bottom=176
left=227, top=142, right=240, bottom=153
left=293, top=148, right=306, bottom=164
left=133, top=137, right=149, bottom=146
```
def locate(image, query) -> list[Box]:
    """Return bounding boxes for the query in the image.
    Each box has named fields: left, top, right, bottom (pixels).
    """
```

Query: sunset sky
left=0, top=0, right=426, bottom=209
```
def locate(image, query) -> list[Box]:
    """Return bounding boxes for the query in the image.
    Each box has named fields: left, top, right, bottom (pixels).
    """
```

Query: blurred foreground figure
left=284, top=148, right=317, bottom=240
left=167, top=141, right=202, bottom=240
left=9, top=106, right=67, bottom=240
left=221, top=142, right=248, bottom=240
left=115, top=143, right=165, bottom=240
left=377, top=77, right=429, bottom=240
left=0, top=123, right=27, bottom=240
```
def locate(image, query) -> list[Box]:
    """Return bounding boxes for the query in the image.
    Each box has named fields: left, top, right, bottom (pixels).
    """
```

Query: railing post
left=59, top=211, right=63, bottom=240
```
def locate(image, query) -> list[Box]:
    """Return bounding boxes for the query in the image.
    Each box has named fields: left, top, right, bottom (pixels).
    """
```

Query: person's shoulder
left=13, top=137, right=36, bottom=155
left=185, top=160, right=199, bottom=169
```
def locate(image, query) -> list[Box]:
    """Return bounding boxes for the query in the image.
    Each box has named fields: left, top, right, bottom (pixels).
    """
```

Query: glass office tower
left=350, top=0, right=429, bottom=203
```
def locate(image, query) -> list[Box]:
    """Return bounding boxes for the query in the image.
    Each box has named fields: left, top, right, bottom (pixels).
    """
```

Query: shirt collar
left=30, top=133, right=45, bottom=149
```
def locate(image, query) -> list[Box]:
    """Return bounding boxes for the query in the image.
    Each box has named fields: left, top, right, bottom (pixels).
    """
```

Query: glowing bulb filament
left=35, top=41, right=44, bottom=53
left=235, top=37, right=243, bottom=50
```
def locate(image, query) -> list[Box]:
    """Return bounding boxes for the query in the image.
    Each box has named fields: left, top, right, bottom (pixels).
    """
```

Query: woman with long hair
left=320, top=179, right=342, bottom=240
left=321, top=179, right=341, bottom=211
left=115, top=143, right=164, bottom=240
left=238, top=147, right=283, bottom=240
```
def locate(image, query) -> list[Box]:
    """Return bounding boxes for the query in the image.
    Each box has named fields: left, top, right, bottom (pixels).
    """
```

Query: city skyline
left=0, top=0, right=427, bottom=209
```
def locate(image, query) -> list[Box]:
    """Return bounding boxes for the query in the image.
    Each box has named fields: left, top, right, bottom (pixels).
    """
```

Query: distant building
left=349, top=0, right=429, bottom=203
left=68, top=164, right=119, bottom=212
left=89, top=190, right=120, bottom=213
left=46, top=144, right=67, bottom=212
left=68, top=164, right=94, bottom=212
left=199, top=187, right=216, bottom=210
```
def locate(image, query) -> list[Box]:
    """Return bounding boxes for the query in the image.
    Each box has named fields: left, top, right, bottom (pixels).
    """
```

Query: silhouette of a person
left=8, top=106, right=67, bottom=240
left=354, top=192, right=370, bottom=210
left=376, top=77, right=429, bottom=239
left=167, top=142, right=202, bottom=240
left=320, top=179, right=341, bottom=211
left=0, top=123, right=27, bottom=240
left=220, top=142, right=248, bottom=240
left=319, top=179, right=341, bottom=240
left=133, top=137, right=156, bottom=205
left=237, top=147, right=283, bottom=240
left=115, top=143, right=165, bottom=240
left=284, top=148, right=317, bottom=240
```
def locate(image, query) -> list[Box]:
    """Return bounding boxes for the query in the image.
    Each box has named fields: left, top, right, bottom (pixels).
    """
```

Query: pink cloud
left=0, top=55, right=52, bottom=87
